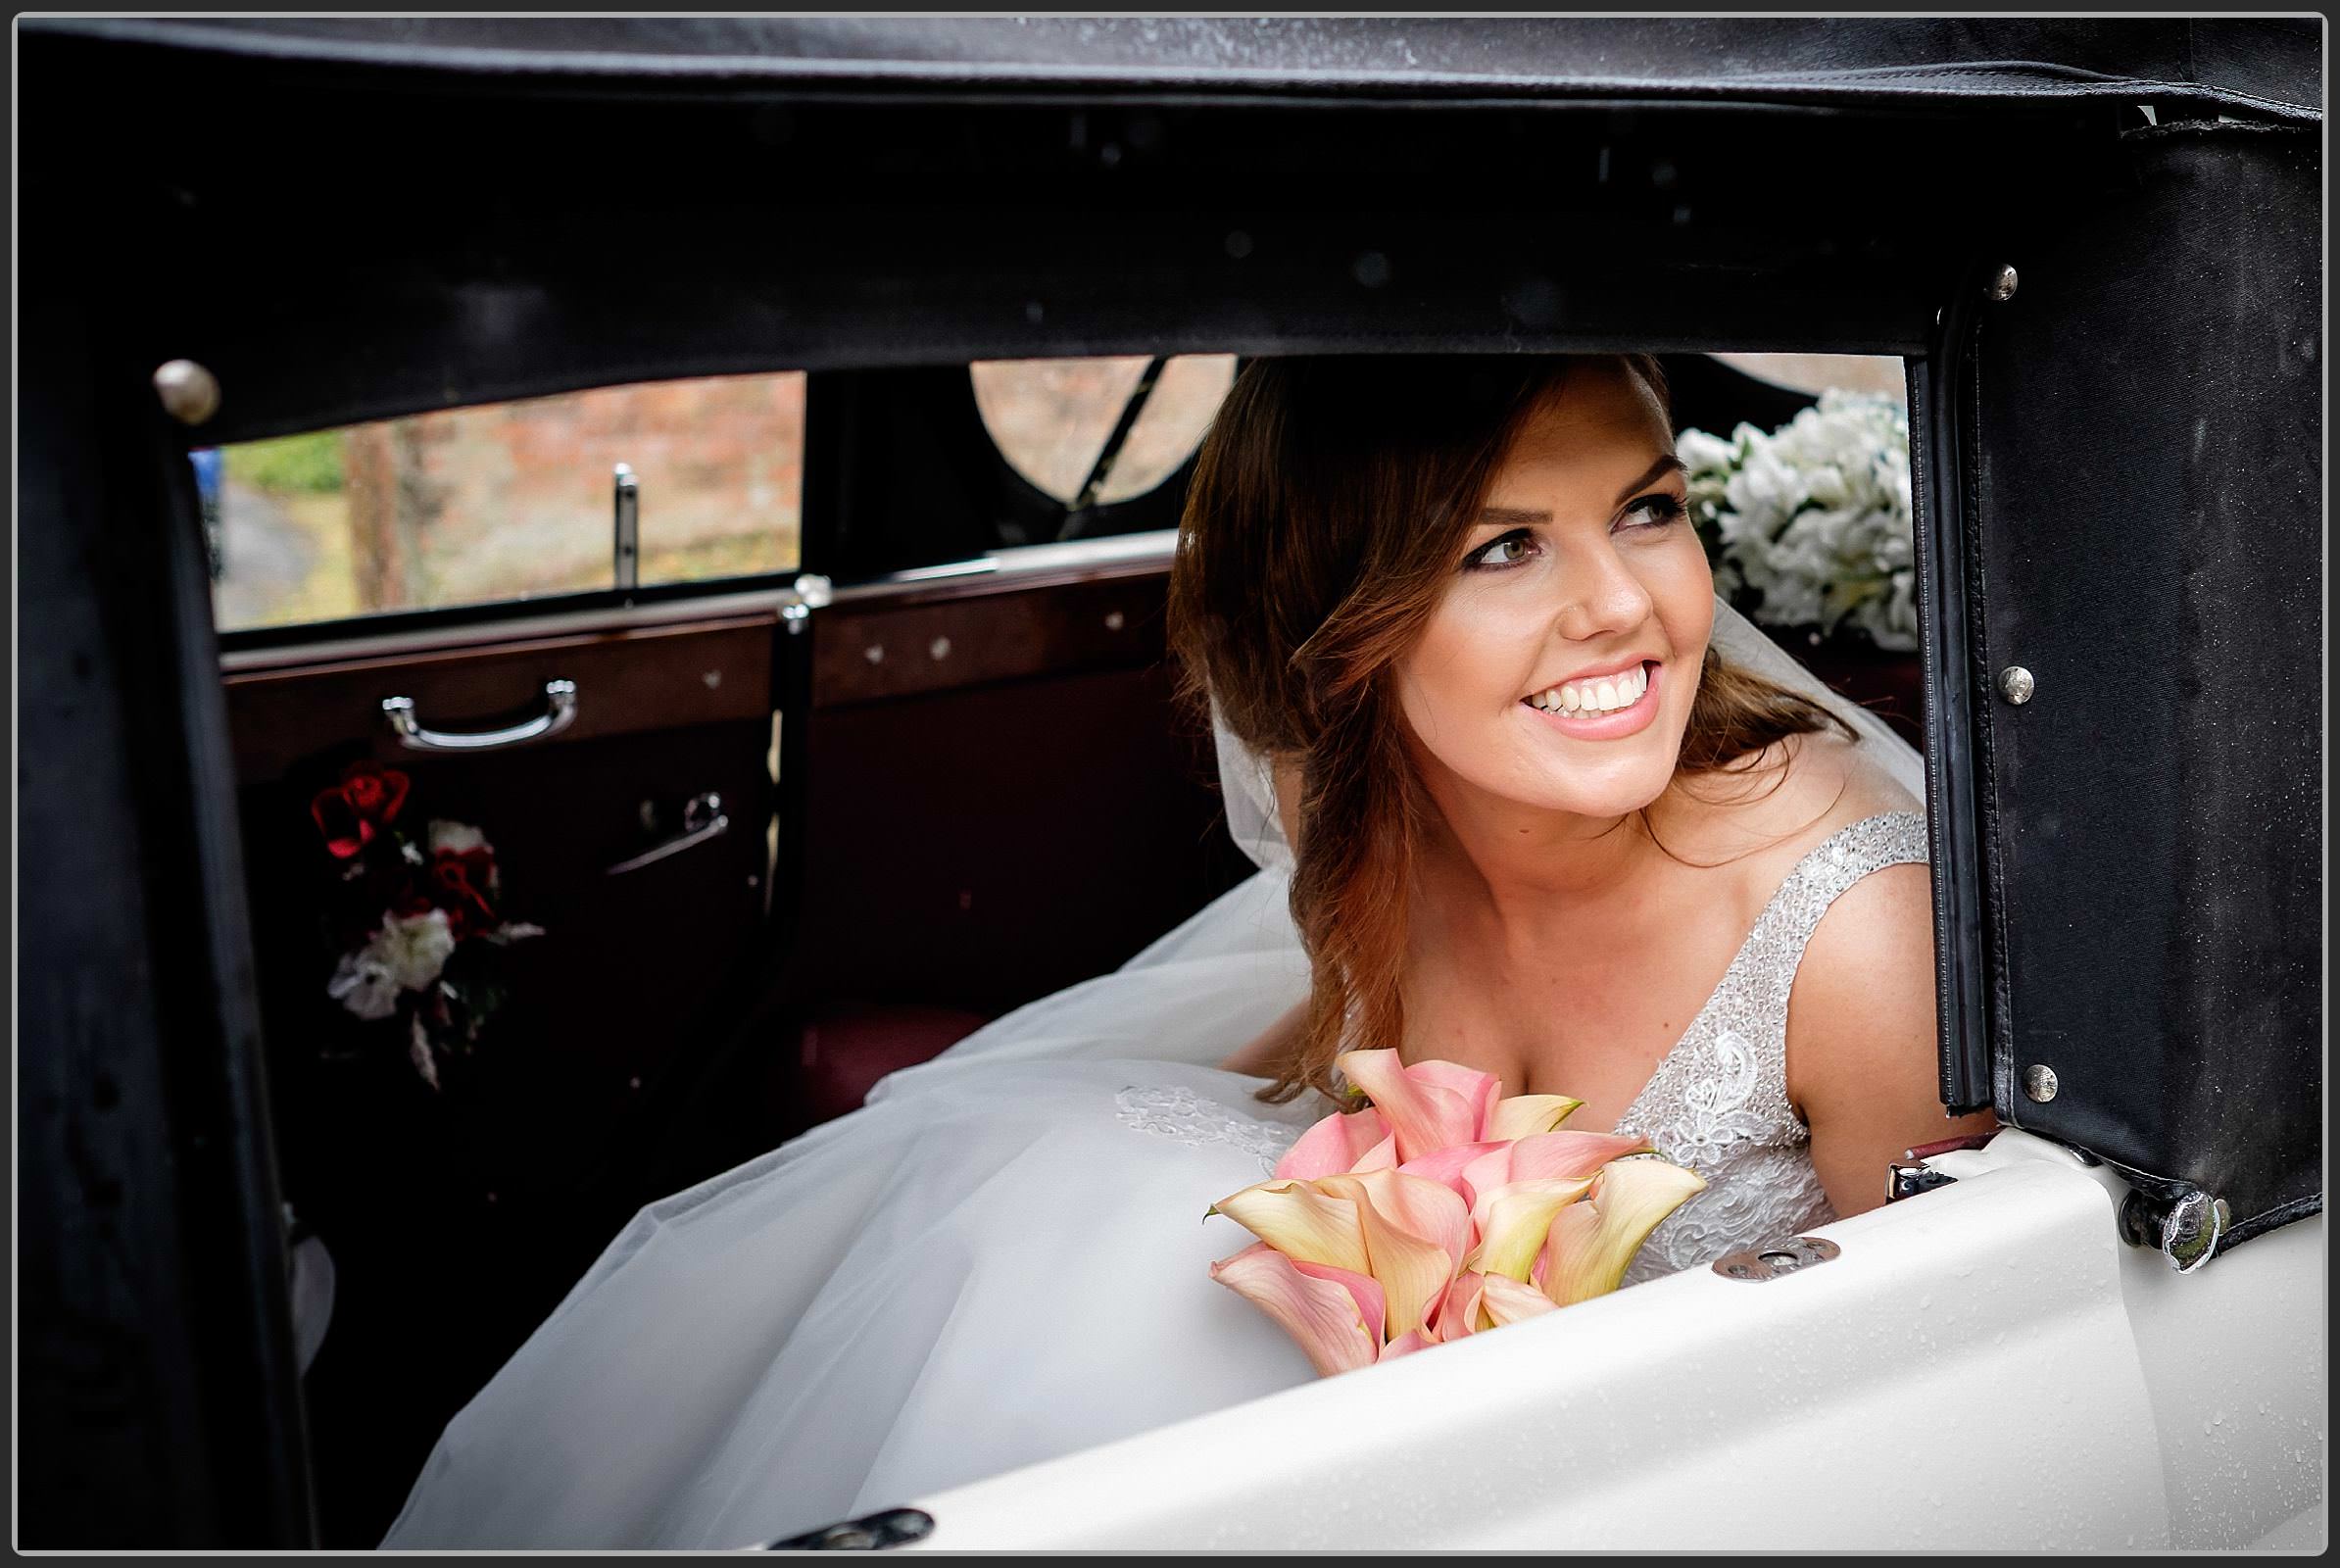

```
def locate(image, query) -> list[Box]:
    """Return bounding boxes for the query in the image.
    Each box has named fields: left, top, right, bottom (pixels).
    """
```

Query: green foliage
left=225, top=428, right=346, bottom=494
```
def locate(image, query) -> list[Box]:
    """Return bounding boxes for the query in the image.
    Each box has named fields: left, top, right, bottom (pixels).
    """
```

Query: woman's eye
left=1466, top=529, right=1539, bottom=570
left=1623, top=493, right=1687, bottom=529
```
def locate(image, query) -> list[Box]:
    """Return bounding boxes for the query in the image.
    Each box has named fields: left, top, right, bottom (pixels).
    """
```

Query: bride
left=382, top=353, right=1997, bottom=1548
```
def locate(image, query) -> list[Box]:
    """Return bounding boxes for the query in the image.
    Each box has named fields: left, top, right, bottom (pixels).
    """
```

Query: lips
left=1519, top=659, right=1665, bottom=739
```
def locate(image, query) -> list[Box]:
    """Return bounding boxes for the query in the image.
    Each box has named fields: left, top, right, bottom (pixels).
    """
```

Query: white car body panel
left=896, top=1132, right=2323, bottom=1551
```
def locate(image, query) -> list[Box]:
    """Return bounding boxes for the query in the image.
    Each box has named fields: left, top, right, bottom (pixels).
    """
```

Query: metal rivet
left=1998, top=665, right=2036, bottom=705
left=153, top=359, right=221, bottom=426
left=702, top=669, right=722, bottom=689
left=863, top=644, right=885, bottom=664
left=929, top=636, right=951, bottom=661
left=2024, top=1063, right=2060, bottom=1102
left=1103, top=611, right=1125, bottom=631
left=627, top=1075, right=642, bottom=1091
left=1985, top=264, right=2020, bottom=302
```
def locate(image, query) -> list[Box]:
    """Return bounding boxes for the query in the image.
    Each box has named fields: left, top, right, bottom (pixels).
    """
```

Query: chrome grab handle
left=605, top=792, right=730, bottom=877
left=381, top=679, right=578, bottom=752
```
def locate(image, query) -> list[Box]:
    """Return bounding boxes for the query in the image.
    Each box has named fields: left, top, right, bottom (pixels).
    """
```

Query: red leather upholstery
left=793, top=1001, right=993, bottom=1130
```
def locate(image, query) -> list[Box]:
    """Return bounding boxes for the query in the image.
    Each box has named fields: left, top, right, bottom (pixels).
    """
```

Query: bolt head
left=2023, top=1063, right=2060, bottom=1102
left=1998, top=665, right=2036, bottom=706
left=1985, top=264, right=2020, bottom=302
left=152, top=359, right=220, bottom=426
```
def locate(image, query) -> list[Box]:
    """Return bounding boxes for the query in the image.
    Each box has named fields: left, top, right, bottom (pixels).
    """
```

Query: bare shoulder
left=1662, top=724, right=1919, bottom=882
left=1782, top=809, right=1997, bottom=1212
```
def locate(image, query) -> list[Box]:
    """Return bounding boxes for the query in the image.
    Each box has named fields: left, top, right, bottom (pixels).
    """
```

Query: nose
left=1551, top=534, right=1655, bottom=644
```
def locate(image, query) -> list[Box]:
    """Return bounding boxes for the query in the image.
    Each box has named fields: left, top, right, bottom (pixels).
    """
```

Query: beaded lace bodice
left=1613, top=810, right=1929, bottom=1284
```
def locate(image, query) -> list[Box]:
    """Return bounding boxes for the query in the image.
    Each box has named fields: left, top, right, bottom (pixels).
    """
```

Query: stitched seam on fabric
left=1963, top=306, right=2018, bottom=1122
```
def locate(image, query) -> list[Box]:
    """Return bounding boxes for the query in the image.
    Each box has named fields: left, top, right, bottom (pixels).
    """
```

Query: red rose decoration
left=428, top=847, right=499, bottom=939
left=310, top=760, right=412, bottom=859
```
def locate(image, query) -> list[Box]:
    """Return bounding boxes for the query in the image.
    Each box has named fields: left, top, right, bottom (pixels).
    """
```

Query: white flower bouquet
left=1679, top=390, right=1918, bottom=653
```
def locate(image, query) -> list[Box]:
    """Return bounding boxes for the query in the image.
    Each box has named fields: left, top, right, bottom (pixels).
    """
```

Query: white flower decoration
left=326, top=908, right=457, bottom=1021
left=1682, top=390, right=1918, bottom=651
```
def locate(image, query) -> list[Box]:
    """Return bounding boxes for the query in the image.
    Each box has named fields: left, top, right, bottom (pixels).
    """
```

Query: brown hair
left=1166, top=354, right=1856, bottom=1104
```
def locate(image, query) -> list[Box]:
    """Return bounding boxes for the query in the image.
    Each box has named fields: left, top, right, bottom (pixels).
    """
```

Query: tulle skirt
left=382, top=868, right=1326, bottom=1548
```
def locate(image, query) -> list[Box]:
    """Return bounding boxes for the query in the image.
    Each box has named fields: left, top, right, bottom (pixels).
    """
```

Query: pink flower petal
left=1378, top=1330, right=1436, bottom=1362
left=1404, top=1058, right=1503, bottom=1142
left=1428, top=1271, right=1489, bottom=1343
left=1397, top=1140, right=1510, bottom=1205
left=1338, top=1050, right=1479, bottom=1162
left=1274, top=1105, right=1392, bottom=1181
left=1314, top=1170, right=1466, bottom=1341
left=1351, top=1131, right=1400, bottom=1173
left=1459, top=1144, right=1519, bottom=1224
left=1291, top=1258, right=1387, bottom=1348
left=1210, top=1243, right=1380, bottom=1377
left=1478, top=1272, right=1561, bottom=1329
left=1504, top=1130, right=1655, bottom=1184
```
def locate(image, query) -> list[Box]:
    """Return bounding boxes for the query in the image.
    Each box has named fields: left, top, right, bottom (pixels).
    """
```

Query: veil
left=917, top=593, right=1924, bottom=1082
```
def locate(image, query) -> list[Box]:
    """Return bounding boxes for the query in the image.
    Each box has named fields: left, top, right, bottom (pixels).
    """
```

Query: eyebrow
left=1472, top=454, right=1689, bottom=528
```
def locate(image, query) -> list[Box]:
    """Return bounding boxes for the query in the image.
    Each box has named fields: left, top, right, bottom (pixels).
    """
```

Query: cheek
left=1648, top=536, right=1717, bottom=657
left=1401, top=592, right=1548, bottom=715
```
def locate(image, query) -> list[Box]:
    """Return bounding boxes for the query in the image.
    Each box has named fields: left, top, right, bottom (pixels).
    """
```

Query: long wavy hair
left=1166, top=354, right=1856, bottom=1104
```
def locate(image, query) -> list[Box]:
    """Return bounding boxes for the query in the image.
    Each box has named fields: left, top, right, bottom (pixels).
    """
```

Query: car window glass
left=202, top=370, right=805, bottom=633
left=971, top=354, right=1238, bottom=508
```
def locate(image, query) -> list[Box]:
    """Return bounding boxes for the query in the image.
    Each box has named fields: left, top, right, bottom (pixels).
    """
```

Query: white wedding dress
left=380, top=599, right=1927, bottom=1549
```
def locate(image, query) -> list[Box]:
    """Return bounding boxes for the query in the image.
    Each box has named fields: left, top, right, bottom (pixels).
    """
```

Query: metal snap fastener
left=1998, top=665, right=2035, bottom=705
left=153, top=359, right=221, bottom=426
left=2023, top=1063, right=2060, bottom=1102
left=1985, top=264, right=2020, bottom=302
left=2161, top=1190, right=2230, bottom=1274
left=1104, top=611, right=1125, bottom=631
left=929, top=636, right=951, bottom=661
left=1712, top=1235, right=1839, bottom=1281
left=863, top=644, right=885, bottom=664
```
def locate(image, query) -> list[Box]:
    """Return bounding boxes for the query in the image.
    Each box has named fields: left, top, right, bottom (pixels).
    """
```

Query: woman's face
left=1394, top=361, right=1715, bottom=826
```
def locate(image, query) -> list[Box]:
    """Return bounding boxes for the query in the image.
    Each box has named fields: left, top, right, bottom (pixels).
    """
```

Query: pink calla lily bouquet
left=1209, top=1049, right=1705, bottom=1376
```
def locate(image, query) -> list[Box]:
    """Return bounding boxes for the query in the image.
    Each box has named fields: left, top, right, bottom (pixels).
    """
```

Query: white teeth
left=1530, top=662, right=1649, bottom=717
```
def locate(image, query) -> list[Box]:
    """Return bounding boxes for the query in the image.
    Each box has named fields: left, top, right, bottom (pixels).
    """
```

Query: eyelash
left=1462, top=493, right=1687, bottom=571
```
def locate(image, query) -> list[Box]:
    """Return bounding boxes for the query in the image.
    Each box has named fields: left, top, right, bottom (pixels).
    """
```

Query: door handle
left=605, top=792, right=730, bottom=876
left=382, top=679, right=577, bottom=752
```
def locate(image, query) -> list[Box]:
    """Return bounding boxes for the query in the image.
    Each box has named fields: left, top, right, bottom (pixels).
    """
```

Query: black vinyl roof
left=25, top=16, right=2323, bottom=120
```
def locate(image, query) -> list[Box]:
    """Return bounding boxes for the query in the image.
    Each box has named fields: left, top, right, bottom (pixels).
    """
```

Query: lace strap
left=1736, top=810, right=1931, bottom=1035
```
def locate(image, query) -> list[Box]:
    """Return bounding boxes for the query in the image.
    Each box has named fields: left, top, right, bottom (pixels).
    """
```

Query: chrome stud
left=2023, top=1063, right=2060, bottom=1102
left=153, top=359, right=221, bottom=426
left=1985, top=264, right=2020, bottom=302
left=1998, top=665, right=2036, bottom=706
